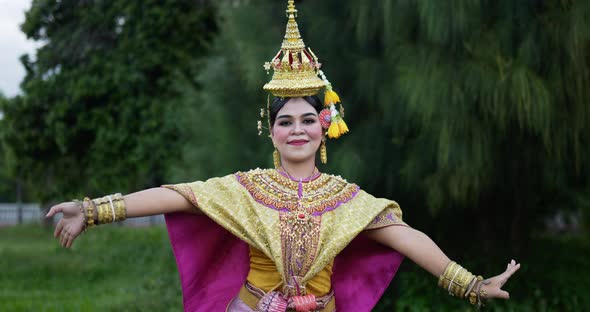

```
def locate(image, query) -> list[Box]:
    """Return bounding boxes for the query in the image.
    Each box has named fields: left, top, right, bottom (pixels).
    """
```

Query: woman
left=46, top=1, right=520, bottom=311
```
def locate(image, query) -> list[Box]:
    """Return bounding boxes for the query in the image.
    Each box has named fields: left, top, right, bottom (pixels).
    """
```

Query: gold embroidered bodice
left=163, top=168, right=405, bottom=296
left=235, top=169, right=359, bottom=295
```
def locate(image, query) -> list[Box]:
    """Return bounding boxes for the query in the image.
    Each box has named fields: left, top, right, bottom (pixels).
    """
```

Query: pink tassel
left=291, top=294, right=317, bottom=312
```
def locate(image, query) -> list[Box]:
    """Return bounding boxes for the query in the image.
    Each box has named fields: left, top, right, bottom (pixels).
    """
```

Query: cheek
left=272, top=127, right=290, bottom=142
left=307, top=124, right=323, bottom=140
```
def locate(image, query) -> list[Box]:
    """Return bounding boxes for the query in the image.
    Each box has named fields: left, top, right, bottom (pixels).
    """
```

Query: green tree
left=1, top=0, right=216, bottom=204
left=171, top=0, right=589, bottom=247
left=344, top=0, right=590, bottom=247
left=0, top=93, right=15, bottom=202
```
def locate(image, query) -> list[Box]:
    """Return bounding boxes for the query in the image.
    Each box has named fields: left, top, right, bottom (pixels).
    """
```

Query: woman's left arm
left=365, top=225, right=521, bottom=300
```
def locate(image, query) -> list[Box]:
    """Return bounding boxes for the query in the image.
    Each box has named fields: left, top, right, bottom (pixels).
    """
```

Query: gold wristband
left=451, top=268, right=464, bottom=297
left=97, top=203, right=113, bottom=224
left=438, top=261, right=456, bottom=287
left=455, top=269, right=473, bottom=297
left=114, top=198, right=127, bottom=222
left=93, top=194, right=127, bottom=224
left=83, top=197, right=95, bottom=228
left=440, top=261, right=484, bottom=304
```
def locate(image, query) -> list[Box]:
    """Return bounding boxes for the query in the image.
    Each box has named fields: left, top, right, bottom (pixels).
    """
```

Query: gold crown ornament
left=262, top=0, right=349, bottom=139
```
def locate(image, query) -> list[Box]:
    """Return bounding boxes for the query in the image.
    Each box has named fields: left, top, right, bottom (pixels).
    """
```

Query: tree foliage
left=169, top=0, right=590, bottom=246
left=2, top=0, right=588, bottom=243
left=1, top=0, right=216, bottom=203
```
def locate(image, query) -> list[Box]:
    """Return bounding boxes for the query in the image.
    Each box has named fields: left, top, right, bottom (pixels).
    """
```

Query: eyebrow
left=277, top=112, right=318, bottom=119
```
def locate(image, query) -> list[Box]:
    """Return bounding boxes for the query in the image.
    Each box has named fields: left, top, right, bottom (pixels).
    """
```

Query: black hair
left=269, top=96, right=323, bottom=127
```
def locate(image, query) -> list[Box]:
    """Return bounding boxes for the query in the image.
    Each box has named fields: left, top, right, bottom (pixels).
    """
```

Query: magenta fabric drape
left=165, top=212, right=404, bottom=312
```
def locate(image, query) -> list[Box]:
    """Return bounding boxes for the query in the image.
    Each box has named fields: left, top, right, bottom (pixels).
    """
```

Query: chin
left=281, top=153, right=316, bottom=164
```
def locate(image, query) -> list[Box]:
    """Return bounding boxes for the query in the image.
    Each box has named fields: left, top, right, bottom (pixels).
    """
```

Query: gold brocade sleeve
left=162, top=174, right=286, bottom=277
left=303, top=190, right=404, bottom=282
left=364, top=204, right=407, bottom=230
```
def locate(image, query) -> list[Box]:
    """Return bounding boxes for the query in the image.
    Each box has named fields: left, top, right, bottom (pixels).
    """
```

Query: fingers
left=55, top=223, right=76, bottom=248
left=504, top=259, right=521, bottom=276
left=60, top=227, right=75, bottom=248
left=59, top=231, right=68, bottom=247
left=66, top=232, right=75, bottom=248
left=496, top=259, right=521, bottom=291
left=54, top=220, right=64, bottom=238
left=46, top=204, right=64, bottom=218
left=496, top=289, right=510, bottom=299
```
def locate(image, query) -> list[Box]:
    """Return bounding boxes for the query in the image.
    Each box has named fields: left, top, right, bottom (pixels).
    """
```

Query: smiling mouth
left=287, top=140, right=309, bottom=146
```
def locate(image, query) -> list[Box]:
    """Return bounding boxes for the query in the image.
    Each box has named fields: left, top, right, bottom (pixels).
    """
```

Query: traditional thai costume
left=164, top=169, right=407, bottom=311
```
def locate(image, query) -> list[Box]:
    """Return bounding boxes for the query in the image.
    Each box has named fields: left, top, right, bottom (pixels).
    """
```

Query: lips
left=287, top=139, right=309, bottom=146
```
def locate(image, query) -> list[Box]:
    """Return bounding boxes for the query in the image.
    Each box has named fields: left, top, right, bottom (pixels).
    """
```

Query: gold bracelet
left=447, top=264, right=462, bottom=295
left=469, top=275, right=484, bottom=305
left=97, top=203, right=104, bottom=224
left=93, top=194, right=126, bottom=224
left=73, top=200, right=87, bottom=232
left=114, top=198, right=127, bottom=222
left=97, top=203, right=111, bottom=224
left=455, top=269, right=474, bottom=297
left=83, top=197, right=95, bottom=228
left=451, top=268, right=466, bottom=297
left=464, top=276, right=478, bottom=299
left=442, top=263, right=460, bottom=295
left=450, top=269, right=464, bottom=297
left=438, top=261, right=456, bottom=287
left=440, top=261, right=485, bottom=304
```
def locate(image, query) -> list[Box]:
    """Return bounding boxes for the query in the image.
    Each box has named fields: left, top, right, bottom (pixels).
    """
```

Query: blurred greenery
left=1, top=226, right=588, bottom=311
left=0, top=0, right=589, bottom=310
left=0, top=225, right=182, bottom=312
left=167, top=0, right=590, bottom=251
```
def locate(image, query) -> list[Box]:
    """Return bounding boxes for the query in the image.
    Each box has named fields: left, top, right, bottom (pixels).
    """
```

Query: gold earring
left=320, top=139, right=327, bottom=164
left=273, top=148, right=281, bottom=169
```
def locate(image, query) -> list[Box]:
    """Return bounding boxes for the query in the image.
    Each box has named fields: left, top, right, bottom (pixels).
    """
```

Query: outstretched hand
left=46, top=202, right=86, bottom=248
left=480, top=259, right=521, bottom=300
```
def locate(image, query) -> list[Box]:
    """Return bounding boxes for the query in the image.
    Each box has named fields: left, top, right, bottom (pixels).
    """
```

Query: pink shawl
left=165, top=212, right=404, bottom=311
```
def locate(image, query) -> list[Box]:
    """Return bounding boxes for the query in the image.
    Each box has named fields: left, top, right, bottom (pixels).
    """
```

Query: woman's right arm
left=46, top=187, right=197, bottom=248
left=117, top=187, right=196, bottom=217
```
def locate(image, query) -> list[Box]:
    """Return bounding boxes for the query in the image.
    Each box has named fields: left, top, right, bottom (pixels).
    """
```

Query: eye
left=303, top=118, right=316, bottom=124
left=278, top=121, right=292, bottom=126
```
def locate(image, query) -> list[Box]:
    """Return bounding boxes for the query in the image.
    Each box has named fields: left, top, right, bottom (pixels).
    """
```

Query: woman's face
left=271, top=98, right=323, bottom=165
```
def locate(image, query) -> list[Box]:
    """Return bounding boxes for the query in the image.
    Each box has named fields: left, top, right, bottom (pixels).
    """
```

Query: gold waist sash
left=238, top=282, right=336, bottom=312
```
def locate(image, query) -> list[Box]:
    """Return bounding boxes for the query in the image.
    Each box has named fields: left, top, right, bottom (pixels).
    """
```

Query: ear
left=269, top=126, right=276, bottom=145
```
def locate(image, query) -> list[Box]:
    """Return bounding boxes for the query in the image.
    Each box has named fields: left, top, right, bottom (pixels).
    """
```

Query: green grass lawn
left=0, top=225, right=182, bottom=312
left=1, top=225, right=588, bottom=311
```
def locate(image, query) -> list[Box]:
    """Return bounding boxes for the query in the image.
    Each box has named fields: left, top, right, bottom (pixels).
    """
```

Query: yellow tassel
left=338, top=119, right=349, bottom=135
left=328, top=121, right=341, bottom=139
left=324, top=89, right=341, bottom=106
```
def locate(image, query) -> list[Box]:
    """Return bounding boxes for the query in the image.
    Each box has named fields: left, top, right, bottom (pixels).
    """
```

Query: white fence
left=0, top=203, right=165, bottom=226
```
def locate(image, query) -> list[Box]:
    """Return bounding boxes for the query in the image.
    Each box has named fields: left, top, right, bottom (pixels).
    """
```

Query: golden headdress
left=262, top=0, right=349, bottom=140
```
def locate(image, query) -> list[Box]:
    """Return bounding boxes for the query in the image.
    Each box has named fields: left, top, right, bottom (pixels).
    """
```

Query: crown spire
left=281, top=0, right=305, bottom=51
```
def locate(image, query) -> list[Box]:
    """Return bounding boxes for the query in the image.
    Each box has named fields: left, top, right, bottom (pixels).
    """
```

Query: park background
left=1, top=0, right=589, bottom=311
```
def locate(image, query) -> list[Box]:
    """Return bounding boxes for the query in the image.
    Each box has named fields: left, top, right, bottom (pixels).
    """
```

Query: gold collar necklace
left=277, top=166, right=321, bottom=183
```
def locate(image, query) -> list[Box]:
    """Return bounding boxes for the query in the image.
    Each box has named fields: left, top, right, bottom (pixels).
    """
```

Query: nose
left=291, top=121, right=305, bottom=134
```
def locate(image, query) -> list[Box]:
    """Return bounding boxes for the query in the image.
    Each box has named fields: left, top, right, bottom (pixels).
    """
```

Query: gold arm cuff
left=438, top=261, right=456, bottom=287
left=83, top=197, right=95, bottom=228
left=93, top=194, right=126, bottom=224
